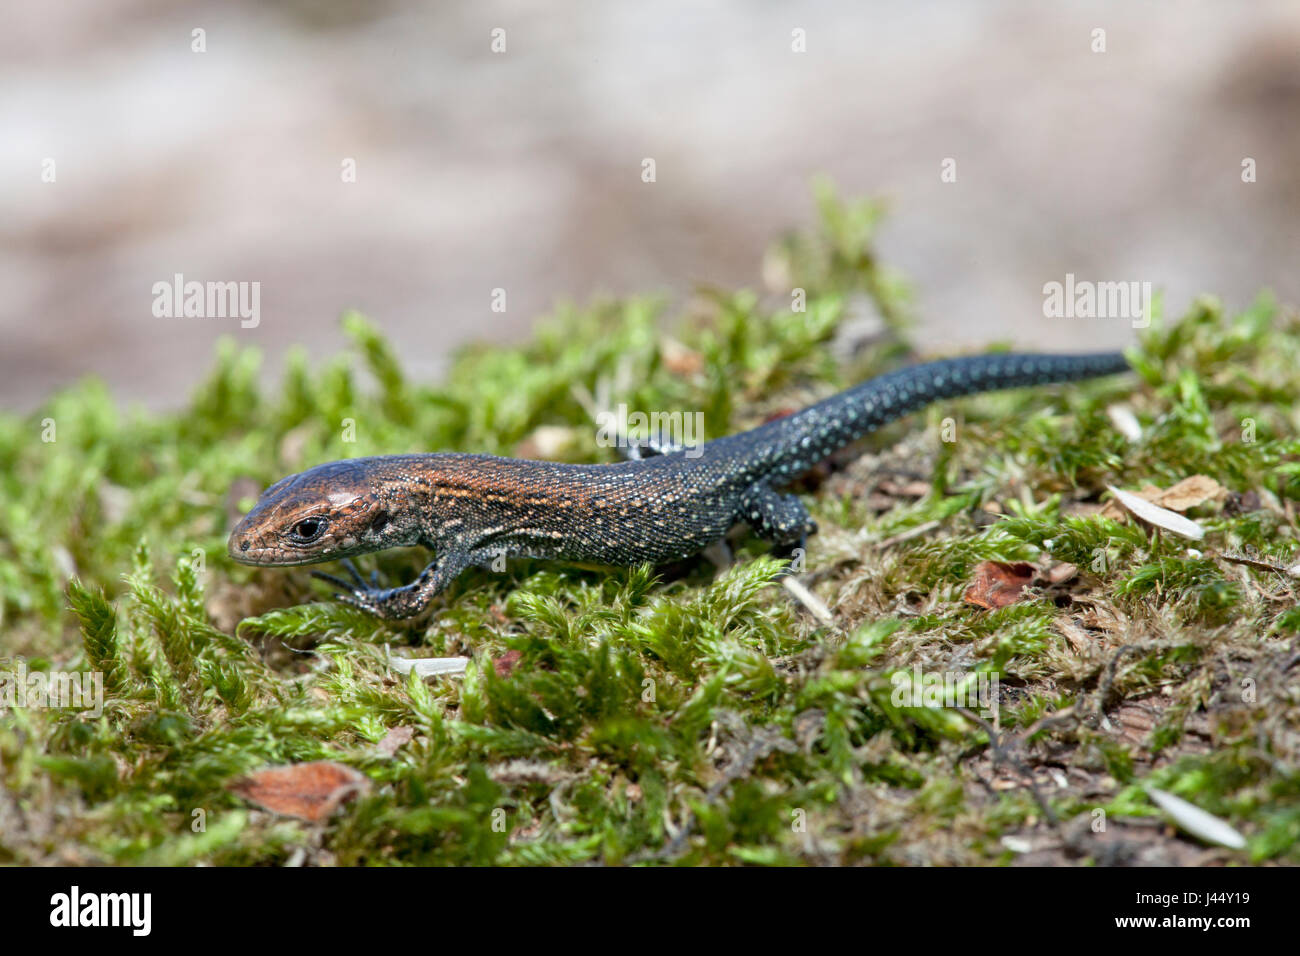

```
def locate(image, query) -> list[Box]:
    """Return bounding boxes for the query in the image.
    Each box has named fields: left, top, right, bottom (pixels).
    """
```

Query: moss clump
left=2, top=184, right=1298, bottom=865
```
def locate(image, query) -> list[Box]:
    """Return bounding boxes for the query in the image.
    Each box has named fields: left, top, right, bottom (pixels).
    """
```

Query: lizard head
left=228, top=459, right=401, bottom=566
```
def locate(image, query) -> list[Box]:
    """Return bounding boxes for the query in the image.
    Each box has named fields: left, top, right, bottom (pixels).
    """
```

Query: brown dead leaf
left=1100, top=475, right=1224, bottom=520
left=229, top=761, right=369, bottom=822
left=964, top=561, right=1036, bottom=609
left=493, top=649, right=524, bottom=678
left=377, top=725, right=415, bottom=757
left=1156, top=475, right=1225, bottom=511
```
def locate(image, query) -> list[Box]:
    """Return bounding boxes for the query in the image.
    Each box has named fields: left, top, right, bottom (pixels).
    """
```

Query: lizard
left=228, top=351, right=1130, bottom=619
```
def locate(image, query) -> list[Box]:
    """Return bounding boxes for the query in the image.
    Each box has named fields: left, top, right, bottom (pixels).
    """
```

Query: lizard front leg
left=313, top=551, right=470, bottom=620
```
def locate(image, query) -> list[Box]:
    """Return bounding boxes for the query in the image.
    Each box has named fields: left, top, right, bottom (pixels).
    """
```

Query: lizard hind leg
left=739, top=485, right=818, bottom=571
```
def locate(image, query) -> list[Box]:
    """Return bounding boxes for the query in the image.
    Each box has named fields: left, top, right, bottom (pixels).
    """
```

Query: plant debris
left=229, top=762, right=370, bottom=823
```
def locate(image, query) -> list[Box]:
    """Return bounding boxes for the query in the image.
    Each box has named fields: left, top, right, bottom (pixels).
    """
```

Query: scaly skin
left=228, top=351, right=1130, bottom=618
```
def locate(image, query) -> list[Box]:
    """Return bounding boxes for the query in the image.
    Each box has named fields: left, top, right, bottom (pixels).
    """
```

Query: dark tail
left=726, top=351, right=1131, bottom=480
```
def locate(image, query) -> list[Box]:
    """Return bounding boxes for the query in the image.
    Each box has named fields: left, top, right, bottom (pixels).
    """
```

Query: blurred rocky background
left=3, top=0, right=1298, bottom=409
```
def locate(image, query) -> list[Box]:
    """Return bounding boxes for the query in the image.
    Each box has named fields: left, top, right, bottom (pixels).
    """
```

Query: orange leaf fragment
left=963, top=561, right=1036, bottom=609
left=229, top=761, right=369, bottom=822
left=493, top=649, right=524, bottom=678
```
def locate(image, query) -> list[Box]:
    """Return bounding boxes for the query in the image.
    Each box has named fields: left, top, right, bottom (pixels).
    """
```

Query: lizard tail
left=739, top=351, right=1131, bottom=480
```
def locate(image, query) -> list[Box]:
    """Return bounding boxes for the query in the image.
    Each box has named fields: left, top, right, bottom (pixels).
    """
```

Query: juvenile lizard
left=228, top=351, right=1130, bottom=618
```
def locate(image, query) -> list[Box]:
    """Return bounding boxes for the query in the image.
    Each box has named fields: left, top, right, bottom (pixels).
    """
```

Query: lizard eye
left=289, top=516, right=328, bottom=543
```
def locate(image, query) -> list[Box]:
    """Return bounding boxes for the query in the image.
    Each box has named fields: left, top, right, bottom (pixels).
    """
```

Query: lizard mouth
left=228, top=512, right=306, bottom=566
left=228, top=528, right=359, bottom=567
left=228, top=536, right=277, bottom=566
left=228, top=529, right=299, bottom=566
left=228, top=538, right=325, bottom=567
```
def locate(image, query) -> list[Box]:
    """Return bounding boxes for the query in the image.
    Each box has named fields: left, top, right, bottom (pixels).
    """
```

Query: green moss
left=0, top=189, right=1296, bottom=865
